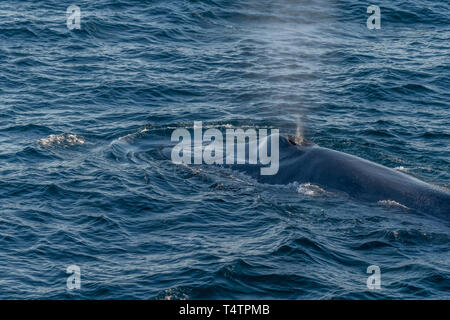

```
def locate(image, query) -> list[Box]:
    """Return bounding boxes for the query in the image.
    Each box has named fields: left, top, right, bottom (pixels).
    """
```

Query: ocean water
left=0, top=0, right=449, bottom=299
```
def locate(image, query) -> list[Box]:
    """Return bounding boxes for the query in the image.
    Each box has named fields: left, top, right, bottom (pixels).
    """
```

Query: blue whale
left=227, top=135, right=450, bottom=219
left=163, top=134, right=449, bottom=219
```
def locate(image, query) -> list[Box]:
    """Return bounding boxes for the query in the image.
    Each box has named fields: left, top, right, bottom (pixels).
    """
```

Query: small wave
left=159, top=288, right=189, bottom=300
left=377, top=200, right=409, bottom=210
left=37, top=133, right=85, bottom=148
left=296, top=183, right=329, bottom=197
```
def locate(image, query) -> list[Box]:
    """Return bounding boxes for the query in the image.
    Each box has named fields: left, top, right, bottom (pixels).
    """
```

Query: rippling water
left=0, top=0, right=449, bottom=299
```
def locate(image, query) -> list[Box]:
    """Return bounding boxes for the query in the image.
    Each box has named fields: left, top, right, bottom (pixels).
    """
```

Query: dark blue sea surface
left=0, top=0, right=449, bottom=299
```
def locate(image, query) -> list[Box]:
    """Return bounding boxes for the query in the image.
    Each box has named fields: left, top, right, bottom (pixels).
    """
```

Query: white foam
left=37, top=133, right=85, bottom=148
left=394, top=166, right=408, bottom=173
left=296, top=183, right=328, bottom=196
left=377, top=200, right=409, bottom=210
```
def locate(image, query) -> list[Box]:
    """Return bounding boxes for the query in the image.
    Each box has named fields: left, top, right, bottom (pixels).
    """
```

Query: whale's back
left=252, top=137, right=450, bottom=219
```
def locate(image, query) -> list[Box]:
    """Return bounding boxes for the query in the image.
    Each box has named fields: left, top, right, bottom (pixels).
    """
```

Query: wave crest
left=37, top=133, right=85, bottom=148
left=296, top=183, right=329, bottom=197
left=377, top=200, right=409, bottom=210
